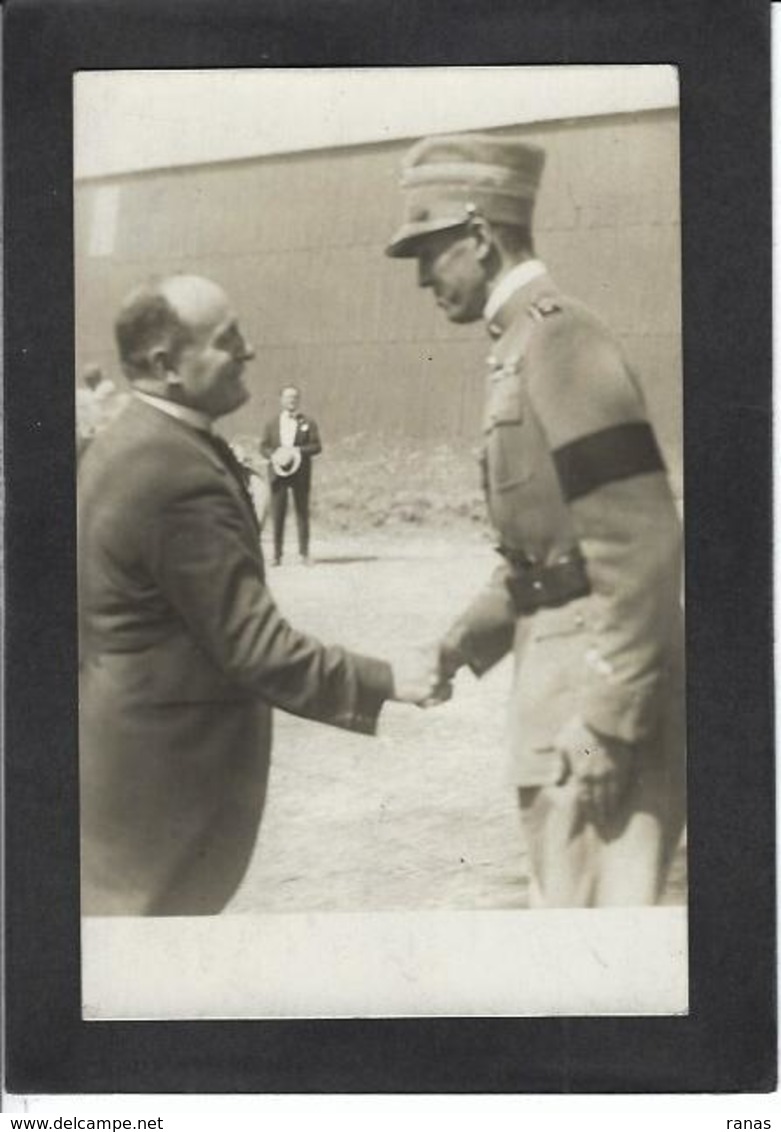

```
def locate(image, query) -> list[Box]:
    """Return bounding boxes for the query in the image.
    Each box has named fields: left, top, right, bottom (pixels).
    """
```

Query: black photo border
left=4, top=0, right=775, bottom=1095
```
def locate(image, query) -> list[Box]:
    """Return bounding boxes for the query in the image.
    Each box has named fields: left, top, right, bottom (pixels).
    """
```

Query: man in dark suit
left=386, top=134, right=685, bottom=907
left=78, top=274, right=440, bottom=916
left=260, top=386, right=321, bottom=565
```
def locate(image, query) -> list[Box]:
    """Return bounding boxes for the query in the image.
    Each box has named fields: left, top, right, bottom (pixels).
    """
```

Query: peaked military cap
left=386, top=133, right=546, bottom=258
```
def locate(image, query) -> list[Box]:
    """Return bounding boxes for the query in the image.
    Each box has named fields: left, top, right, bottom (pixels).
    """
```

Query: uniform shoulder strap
left=527, top=297, right=562, bottom=322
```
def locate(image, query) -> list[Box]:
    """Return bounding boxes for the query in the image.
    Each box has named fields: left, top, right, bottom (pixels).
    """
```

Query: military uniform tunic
left=441, top=269, right=685, bottom=904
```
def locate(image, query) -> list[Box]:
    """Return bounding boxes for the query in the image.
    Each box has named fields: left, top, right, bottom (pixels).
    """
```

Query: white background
left=75, top=66, right=678, bottom=178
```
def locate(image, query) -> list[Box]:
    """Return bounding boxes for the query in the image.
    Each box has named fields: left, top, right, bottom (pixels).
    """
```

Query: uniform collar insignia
left=486, top=269, right=558, bottom=339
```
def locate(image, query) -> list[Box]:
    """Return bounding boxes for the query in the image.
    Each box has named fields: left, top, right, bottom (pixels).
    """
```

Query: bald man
left=78, top=274, right=440, bottom=916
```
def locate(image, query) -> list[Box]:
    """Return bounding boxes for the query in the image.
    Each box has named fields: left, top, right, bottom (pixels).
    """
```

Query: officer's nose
left=417, top=258, right=433, bottom=289
left=240, top=342, right=255, bottom=362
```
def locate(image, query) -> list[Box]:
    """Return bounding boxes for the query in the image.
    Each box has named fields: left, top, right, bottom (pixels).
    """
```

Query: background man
left=78, top=274, right=439, bottom=916
left=261, top=385, right=322, bottom=565
left=386, top=134, right=685, bottom=907
left=75, top=362, right=125, bottom=458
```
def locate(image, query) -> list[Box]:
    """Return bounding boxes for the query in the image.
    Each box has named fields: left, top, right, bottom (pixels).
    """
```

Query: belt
left=497, top=546, right=592, bottom=615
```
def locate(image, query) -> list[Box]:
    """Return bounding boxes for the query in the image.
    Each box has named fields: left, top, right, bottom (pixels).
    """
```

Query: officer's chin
left=442, top=304, right=482, bottom=325
left=436, top=292, right=479, bottom=323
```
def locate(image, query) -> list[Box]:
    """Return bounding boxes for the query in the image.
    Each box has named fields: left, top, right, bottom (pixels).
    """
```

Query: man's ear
left=466, top=215, right=494, bottom=262
left=148, top=346, right=182, bottom=387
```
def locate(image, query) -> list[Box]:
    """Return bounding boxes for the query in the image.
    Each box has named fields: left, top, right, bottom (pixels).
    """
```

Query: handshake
left=389, top=642, right=462, bottom=708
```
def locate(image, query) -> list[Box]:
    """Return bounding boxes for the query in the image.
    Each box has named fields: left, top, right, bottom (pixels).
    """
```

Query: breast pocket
left=485, top=385, right=534, bottom=489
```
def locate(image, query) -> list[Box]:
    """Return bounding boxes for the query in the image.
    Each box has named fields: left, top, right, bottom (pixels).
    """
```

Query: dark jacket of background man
left=260, top=388, right=322, bottom=564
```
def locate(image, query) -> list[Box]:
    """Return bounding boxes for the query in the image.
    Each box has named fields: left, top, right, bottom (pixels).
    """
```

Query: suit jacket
left=78, top=397, right=390, bottom=915
left=260, top=412, right=322, bottom=484
left=441, top=271, right=684, bottom=786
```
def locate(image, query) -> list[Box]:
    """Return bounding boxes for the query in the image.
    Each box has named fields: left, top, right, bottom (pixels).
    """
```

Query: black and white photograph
left=4, top=0, right=776, bottom=1105
left=73, top=66, right=690, bottom=1020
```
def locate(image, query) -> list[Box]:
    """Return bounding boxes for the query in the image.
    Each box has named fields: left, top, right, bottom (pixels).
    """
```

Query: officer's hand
left=555, top=716, right=634, bottom=828
left=438, top=640, right=466, bottom=682
left=419, top=641, right=461, bottom=706
left=391, top=645, right=452, bottom=707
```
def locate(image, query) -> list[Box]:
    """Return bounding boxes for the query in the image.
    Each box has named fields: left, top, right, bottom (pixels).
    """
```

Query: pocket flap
left=531, top=599, right=591, bottom=641
left=484, top=384, right=524, bottom=432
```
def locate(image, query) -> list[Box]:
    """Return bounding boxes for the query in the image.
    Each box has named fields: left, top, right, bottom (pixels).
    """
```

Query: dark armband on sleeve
left=552, top=421, right=664, bottom=502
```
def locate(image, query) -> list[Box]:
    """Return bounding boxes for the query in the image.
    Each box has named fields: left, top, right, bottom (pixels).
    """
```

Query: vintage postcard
left=74, top=66, right=687, bottom=1020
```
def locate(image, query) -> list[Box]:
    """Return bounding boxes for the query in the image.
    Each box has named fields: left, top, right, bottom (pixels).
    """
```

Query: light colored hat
left=386, top=133, right=546, bottom=258
left=271, top=446, right=302, bottom=478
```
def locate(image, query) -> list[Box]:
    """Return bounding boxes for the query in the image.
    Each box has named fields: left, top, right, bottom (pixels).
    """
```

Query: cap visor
left=385, top=217, right=466, bottom=258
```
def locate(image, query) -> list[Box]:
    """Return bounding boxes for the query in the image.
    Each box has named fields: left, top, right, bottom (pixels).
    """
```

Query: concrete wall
left=75, top=109, right=682, bottom=487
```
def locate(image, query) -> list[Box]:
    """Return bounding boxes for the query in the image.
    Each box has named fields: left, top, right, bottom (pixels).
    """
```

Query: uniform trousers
left=517, top=688, right=686, bottom=908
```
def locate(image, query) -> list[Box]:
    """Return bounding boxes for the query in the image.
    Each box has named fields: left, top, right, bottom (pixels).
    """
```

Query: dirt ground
left=229, top=532, right=687, bottom=913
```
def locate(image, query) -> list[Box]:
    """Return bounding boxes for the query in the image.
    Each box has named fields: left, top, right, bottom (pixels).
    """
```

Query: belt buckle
left=503, top=548, right=590, bottom=615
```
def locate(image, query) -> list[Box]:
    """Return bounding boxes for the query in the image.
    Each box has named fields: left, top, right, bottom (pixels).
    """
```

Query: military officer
left=386, top=133, right=686, bottom=908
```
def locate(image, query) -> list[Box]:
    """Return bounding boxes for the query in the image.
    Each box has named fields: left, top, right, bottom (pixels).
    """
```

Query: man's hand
left=554, top=716, right=634, bottom=828
left=419, top=640, right=465, bottom=706
left=391, top=644, right=452, bottom=707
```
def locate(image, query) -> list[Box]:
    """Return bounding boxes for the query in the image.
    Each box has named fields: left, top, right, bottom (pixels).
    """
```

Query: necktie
left=204, top=433, right=260, bottom=530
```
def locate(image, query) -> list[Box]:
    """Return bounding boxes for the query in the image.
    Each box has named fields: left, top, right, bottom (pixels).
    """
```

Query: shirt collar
left=483, top=259, right=547, bottom=325
left=134, top=391, right=213, bottom=433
